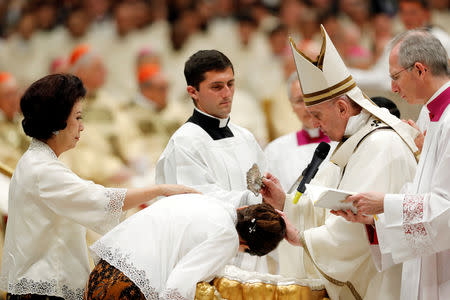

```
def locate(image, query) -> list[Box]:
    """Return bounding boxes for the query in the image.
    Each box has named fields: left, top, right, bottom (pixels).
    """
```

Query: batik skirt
left=84, top=259, right=146, bottom=300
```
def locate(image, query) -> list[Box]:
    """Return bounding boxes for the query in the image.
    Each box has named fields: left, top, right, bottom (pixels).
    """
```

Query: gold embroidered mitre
left=289, top=25, right=357, bottom=106
left=289, top=24, right=420, bottom=157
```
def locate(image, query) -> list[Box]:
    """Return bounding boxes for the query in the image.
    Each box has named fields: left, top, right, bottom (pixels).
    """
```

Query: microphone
left=292, top=142, right=331, bottom=204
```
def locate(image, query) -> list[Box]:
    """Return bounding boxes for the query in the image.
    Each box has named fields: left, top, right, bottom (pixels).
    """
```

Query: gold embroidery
left=299, top=232, right=362, bottom=300
left=0, top=160, right=13, bottom=177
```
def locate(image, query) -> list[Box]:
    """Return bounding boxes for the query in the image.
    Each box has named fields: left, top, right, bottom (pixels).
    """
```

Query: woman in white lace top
left=0, top=74, right=197, bottom=300
left=85, top=198, right=286, bottom=300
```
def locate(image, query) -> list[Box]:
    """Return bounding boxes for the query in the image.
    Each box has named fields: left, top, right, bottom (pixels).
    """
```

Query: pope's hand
left=276, top=209, right=302, bottom=247
left=261, top=172, right=285, bottom=211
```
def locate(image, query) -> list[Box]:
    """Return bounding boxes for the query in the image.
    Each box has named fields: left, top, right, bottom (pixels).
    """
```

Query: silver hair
left=389, top=29, right=450, bottom=76
left=286, top=72, right=300, bottom=100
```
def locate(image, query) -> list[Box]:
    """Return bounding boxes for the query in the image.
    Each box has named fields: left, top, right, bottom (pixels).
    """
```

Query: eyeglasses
left=390, top=63, right=415, bottom=81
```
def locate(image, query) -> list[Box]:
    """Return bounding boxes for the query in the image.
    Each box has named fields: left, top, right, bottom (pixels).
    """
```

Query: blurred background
left=0, top=0, right=449, bottom=188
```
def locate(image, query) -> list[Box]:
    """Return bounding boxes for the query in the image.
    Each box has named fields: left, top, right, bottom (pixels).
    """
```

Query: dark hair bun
left=20, top=74, right=86, bottom=140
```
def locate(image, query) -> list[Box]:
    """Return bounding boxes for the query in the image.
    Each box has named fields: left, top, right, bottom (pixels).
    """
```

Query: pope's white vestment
left=373, top=82, right=450, bottom=300
left=289, top=110, right=417, bottom=300
left=265, top=128, right=333, bottom=278
left=156, top=108, right=268, bottom=272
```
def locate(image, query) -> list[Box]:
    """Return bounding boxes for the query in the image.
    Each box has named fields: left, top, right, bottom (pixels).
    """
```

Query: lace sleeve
left=90, top=241, right=160, bottom=300
left=93, top=188, right=127, bottom=234
left=160, top=288, right=189, bottom=300
left=402, top=194, right=433, bottom=256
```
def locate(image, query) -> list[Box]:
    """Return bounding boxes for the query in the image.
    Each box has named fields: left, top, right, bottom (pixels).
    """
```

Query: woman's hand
left=123, top=185, right=200, bottom=210
left=276, top=209, right=302, bottom=247
left=159, top=184, right=201, bottom=197
left=261, top=172, right=286, bottom=211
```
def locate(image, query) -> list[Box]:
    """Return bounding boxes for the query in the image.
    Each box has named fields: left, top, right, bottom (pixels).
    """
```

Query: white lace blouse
left=91, top=194, right=239, bottom=300
left=0, top=139, right=127, bottom=299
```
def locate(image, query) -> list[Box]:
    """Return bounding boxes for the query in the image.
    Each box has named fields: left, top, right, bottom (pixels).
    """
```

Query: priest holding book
left=341, top=29, right=450, bottom=300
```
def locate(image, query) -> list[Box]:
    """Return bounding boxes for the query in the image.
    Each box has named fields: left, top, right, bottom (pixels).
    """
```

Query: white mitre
left=289, top=25, right=419, bottom=158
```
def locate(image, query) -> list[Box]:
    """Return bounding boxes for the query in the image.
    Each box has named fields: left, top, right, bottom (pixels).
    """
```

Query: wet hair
left=184, top=50, right=234, bottom=90
left=21, top=73, right=86, bottom=141
left=236, top=203, right=286, bottom=256
left=371, top=96, right=401, bottom=118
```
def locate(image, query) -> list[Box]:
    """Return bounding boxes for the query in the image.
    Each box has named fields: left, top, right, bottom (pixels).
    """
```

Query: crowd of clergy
left=0, top=0, right=449, bottom=184
left=0, top=0, right=449, bottom=299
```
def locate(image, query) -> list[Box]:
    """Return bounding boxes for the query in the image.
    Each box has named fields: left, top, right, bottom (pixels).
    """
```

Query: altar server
left=156, top=50, right=284, bottom=273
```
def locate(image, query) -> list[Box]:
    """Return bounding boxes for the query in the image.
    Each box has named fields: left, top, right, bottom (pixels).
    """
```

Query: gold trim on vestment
left=289, top=37, right=317, bottom=66
left=289, top=27, right=327, bottom=70
left=316, top=26, right=326, bottom=70
left=299, top=232, right=362, bottom=300
left=0, top=161, right=13, bottom=178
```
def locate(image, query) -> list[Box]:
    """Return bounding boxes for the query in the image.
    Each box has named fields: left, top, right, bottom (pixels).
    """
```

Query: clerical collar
left=187, top=108, right=234, bottom=140
left=194, top=108, right=230, bottom=127
left=426, top=81, right=450, bottom=122
left=344, top=109, right=371, bottom=138
left=296, top=128, right=330, bottom=146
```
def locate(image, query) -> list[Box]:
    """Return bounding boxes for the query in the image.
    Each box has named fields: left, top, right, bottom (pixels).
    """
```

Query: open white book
left=306, top=184, right=357, bottom=213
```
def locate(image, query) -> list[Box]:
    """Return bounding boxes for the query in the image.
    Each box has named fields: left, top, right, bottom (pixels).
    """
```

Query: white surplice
left=156, top=108, right=268, bottom=272
left=91, top=194, right=239, bottom=300
left=375, top=82, right=450, bottom=300
left=292, top=110, right=417, bottom=300
left=0, top=139, right=127, bottom=300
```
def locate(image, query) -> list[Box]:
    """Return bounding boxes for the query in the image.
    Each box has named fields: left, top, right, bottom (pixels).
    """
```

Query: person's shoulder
left=228, top=122, right=259, bottom=140
left=441, top=104, right=450, bottom=122
left=361, top=127, right=412, bottom=155
left=170, top=122, right=209, bottom=140
left=15, top=146, right=64, bottom=181
left=433, top=106, right=450, bottom=137
left=363, top=126, right=401, bottom=142
left=265, top=132, right=296, bottom=152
